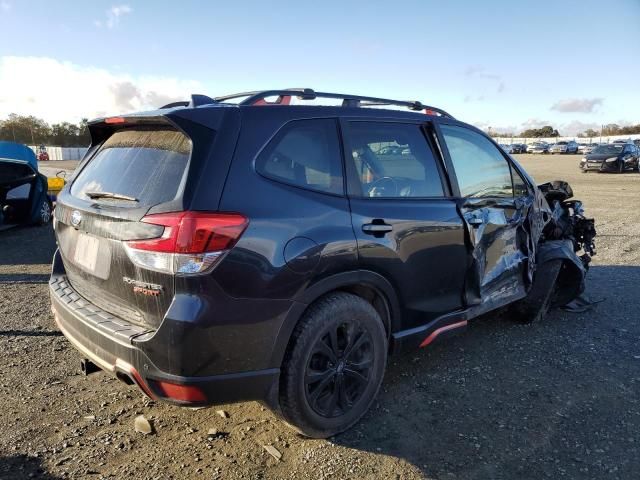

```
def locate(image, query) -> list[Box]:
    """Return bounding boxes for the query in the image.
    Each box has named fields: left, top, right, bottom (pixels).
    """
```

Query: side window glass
left=511, top=166, right=529, bottom=197
left=440, top=124, right=513, bottom=198
left=256, top=119, right=343, bottom=195
left=347, top=122, right=444, bottom=198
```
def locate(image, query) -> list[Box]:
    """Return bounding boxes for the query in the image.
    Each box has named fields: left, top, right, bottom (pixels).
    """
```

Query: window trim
left=339, top=118, right=451, bottom=201
left=253, top=118, right=346, bottom=197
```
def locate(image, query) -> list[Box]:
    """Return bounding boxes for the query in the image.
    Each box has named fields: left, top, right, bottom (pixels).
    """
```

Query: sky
left=0, top=0, right=639, bottom=136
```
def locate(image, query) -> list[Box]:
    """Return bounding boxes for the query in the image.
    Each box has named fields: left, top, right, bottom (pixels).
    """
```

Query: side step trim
left=419, top=320, right=468, bottom=348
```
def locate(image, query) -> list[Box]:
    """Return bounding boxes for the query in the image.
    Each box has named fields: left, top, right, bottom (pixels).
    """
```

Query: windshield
left=557, top=141, right=567, bottom=145
left=592, top=144, right=623, bottom=155
left=71, top=128, right=192, bottom=207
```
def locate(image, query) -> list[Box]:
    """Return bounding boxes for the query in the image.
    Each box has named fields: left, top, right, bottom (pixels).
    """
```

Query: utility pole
left=600, top=124, right=604, bottom=144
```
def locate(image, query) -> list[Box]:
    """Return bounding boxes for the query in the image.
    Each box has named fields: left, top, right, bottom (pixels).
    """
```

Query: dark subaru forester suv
left=50, top=89, right=595, bottom=438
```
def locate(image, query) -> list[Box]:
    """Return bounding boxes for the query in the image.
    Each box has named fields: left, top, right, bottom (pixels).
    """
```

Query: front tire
left=509, top=259, right=563, bottom=324
left=279, top=292, right=387, bottom=438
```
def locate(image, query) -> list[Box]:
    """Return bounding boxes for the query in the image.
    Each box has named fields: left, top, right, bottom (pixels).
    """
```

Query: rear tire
left=509, top=259, right=563, bottom=324
left=279, top=292, right=387, bottom=438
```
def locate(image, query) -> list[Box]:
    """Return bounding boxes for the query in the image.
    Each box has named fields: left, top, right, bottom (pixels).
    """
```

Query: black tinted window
left=71, top=129, right=191, bottom=206
left=347, top=122, right=444, bottom=198
left=256, top=119, right=343, bottom=195
left=511, top=166, right=529, bottom=197
left=440, top=124, right=513, bottom=198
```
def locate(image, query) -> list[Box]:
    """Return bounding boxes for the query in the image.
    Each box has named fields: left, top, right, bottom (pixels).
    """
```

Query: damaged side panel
left=459, top=197, right=530, bottom=313
left=459, top=177, right=596, bottom=317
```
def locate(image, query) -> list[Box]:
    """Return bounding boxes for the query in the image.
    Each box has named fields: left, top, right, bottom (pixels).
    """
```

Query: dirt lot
left=1, top=155, right=639, bottom=479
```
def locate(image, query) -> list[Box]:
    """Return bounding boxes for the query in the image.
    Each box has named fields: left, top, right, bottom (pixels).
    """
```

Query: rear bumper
left=50, top=261, right=280, bottom=407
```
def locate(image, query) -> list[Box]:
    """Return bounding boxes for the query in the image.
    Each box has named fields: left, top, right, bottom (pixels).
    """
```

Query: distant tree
left=619, top=124, right=640, bottom=135
left=50, top=122, right=80, bottom=147
left=0, top=114, right=91, bottom=146
left=520, top=125, right=560, bottom=138
left=582, top=128, right=599, bottom=138
left=487, top=130, right=514, bottom=138
left=0, top=114, right=51, bottom=144
left=78, top=118, right=91, bottom=145
left=602, top=124, right=620, bottom=136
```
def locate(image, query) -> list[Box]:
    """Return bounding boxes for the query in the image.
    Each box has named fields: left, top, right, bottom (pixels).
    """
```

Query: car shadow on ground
left=0, top=454, right=62, bottom=480
left=333, top=265, right=640, bottom=479
left=0, top=329, right=62, bottom=337
left=0, top=273, right=51, bottom=284
left=0, top=224, right=56, bottom=266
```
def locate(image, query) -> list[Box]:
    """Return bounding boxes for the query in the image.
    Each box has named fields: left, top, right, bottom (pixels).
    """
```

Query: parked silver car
left=527, top=142, right=549, bottom=154
left=549, top=141, right=579, bottom=154
left=499, top=144, right=515, bottom=154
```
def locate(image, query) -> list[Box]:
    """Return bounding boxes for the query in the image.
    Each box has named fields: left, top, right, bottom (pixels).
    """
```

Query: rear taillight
left=124, top=211, right=248, bottom=275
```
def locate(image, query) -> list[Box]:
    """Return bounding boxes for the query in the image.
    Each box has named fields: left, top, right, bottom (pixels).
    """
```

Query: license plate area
left=74, top=233, right=99, bottom=271
left=72, top=232, right=111, bottom=279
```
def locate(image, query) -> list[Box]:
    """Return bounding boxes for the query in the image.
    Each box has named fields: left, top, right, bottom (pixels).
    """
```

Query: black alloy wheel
left=305, top=321, right=373, bottom=418
left=278, top=292, right=387, bottom=438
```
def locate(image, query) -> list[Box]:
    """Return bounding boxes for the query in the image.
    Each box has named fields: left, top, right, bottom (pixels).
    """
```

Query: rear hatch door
left=54, top=111, right=233, bottom=330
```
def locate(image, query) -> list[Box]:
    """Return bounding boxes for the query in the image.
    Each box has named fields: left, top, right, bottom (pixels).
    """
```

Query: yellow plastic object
left=47, top=177, right=65, bottom=194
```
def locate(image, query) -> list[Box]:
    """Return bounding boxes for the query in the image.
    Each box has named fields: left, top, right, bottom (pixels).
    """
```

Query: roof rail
left=160, top=94, right=216, bottom=109
left=160, top=101, right=190, bottom=109
left=161, top=89, right=454, bottom=118
left=214, top=88, right=455, bottom=118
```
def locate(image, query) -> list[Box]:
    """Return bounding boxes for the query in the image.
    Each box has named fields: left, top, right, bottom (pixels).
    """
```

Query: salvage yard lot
left=1, top=155, right=638, bottom=479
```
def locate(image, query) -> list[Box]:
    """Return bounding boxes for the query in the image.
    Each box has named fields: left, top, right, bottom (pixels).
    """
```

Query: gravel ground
left=1, top=154, right=638, bottom=479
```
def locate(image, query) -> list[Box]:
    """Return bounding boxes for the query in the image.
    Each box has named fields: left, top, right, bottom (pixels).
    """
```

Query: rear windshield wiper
left=85, top=191, right=139, bottom=202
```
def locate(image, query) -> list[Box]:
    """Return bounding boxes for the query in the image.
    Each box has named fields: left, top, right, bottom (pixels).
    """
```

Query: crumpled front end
left=535, top=180, right=596, bottom=305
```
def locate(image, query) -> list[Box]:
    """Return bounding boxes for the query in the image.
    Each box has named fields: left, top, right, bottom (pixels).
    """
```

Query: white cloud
left=464, top=65, right=506, bottom=94
left=0, top=56, right=202, bottom=123
left=1, top=1, right=11, bottom=11
left=550, top=98, right=603, bottom=113
left=95, top=4, right=132, bottom=29
left=558, top=120, right=599, bottom=136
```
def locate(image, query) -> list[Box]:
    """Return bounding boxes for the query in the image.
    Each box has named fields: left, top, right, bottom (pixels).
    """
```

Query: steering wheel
left=368, top=176, right=399, bottom=197
left=368, top=177, right=415, bottom=198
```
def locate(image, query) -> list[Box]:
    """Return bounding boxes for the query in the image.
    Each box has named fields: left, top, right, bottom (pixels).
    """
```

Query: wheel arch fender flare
left=268, top=270, right=402, bottom=367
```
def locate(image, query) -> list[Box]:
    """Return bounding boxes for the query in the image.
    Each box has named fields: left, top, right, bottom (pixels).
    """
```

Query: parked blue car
left=0, top=141, right=52, bottom=228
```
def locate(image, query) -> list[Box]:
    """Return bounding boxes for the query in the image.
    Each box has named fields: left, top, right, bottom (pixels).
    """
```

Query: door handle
left=362, top=223, right=393, bottom=235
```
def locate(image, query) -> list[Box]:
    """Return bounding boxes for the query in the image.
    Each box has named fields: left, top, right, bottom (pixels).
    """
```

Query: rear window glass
left=256, top=119, right=343, bottom=195
left=71, top=128, right=191, bottom=206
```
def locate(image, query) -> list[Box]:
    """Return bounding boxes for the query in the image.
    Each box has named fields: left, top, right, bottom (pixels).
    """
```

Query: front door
left=341, top=119, right=468, bottom=330
left=437, top=122, right=532, bottom=311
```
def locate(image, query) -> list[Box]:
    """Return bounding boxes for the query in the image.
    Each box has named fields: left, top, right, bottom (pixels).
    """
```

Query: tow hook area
left=80, top=358, right=101, bottom=376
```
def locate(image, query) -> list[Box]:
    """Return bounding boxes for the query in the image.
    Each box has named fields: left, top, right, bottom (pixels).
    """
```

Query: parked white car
left=527, top=142, right=549, bottom=154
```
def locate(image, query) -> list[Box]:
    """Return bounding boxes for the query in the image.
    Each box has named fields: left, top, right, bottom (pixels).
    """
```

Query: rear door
left=342, top=119, right=467, bottom=329
left=436, top=122, right=531, bottom=310
left=55, top=126, right=194, bottom=329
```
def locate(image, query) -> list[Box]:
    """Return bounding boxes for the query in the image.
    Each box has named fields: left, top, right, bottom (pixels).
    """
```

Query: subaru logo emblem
left=71, top=210, right=82, bottom=227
